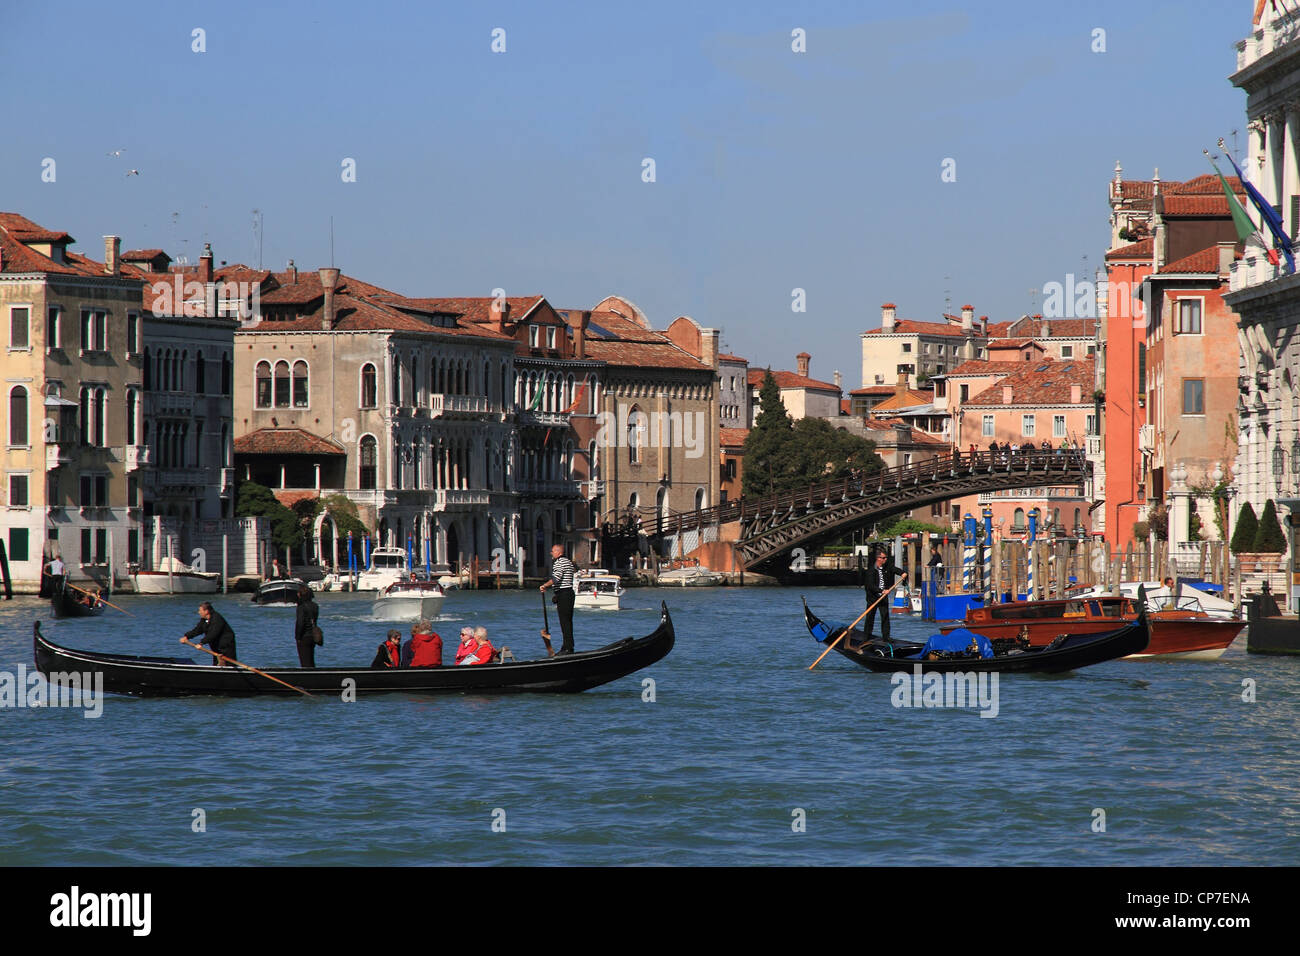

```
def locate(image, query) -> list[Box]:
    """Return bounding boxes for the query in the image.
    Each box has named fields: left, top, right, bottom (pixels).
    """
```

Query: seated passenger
left=407, top=619, right=443, bottom=668
left=457, top=626, right=494, bottom=666
left=453, top=626, right=475, bottom=665
left=371, top=629, right=402, bottom=669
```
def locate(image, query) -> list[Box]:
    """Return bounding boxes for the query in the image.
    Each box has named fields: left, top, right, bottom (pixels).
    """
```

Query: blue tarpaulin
left=915, top=628, right=994, bottom=659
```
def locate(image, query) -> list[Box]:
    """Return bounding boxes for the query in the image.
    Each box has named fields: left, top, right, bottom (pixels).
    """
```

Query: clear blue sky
left=1, top=0, right=1253, bottom=385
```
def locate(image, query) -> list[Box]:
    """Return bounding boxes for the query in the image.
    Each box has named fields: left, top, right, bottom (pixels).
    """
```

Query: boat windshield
left=579, top=580, right=619, bottom=594
left=372, top=554, right=407, bottom=569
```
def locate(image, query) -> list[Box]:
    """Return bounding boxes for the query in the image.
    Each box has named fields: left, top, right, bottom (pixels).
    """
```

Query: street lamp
left=1274, top=442, right=1286, bottom=490
left=1293, top=438, right=1300, bottom=492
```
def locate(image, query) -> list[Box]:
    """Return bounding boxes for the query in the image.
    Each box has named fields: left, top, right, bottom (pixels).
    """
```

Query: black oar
left=539, top=589, right=555, bottom=658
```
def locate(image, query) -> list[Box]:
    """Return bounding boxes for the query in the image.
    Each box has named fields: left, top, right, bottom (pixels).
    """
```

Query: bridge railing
left=655, top=448, right=1088, bottom=537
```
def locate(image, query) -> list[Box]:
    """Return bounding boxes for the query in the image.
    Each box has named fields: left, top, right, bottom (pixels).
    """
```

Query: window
left=78, top=528, right=107, bottom=565
left=10, top=306, right=30, bottom=349
left=1012, top=507, right=1026, bottom=531
left=95, top=388, right=107, bottom=446
left=529, top=325, right=540, bottom=348
left=1022, top=414, right=1036, bottom=437
left=1183, top=378, right=1205, bottom=415
left=960, top=384, right=969, bottom=402
left=126, top=312, right=139, bottom=355
left=360, top=435, right=377, bottom=489
left=628, top=407, right=645, bottom=464
left=128, top=529, right=139, bottom=564
left=79, top=474, right=109, bottom=506
left=274, top=360, right=290, bottom=407
left=221, top=353, right=232, bottom=395
left=80, top=309, right=107, bottom=352
left=195, top=350, right=205, bottom=392
left=546, top=326, right=557, bottom=349
left=8, top=474, right=29, bottom=507
left=292, top=360, right=308, bottom=407
left=255, top=361, right=272, bottom=408
left=1137, top=343, right=1146, bottom=391
left=361, top=364, right=377, bottom=408
left=902, top=343, right=912, bottom=353
left=8, top=386, right=28, bottom=446
left=391, top=359, right=401, bottom=406
left=982, top=414, right=994, bottom=437
left=8, top=528, right=28, bottom=562
left=1053, top=415, right=1066, bottom=438
left=126, top=390, right=137, bottom=444
left=1086, top=413, right=1097, bottom=435
left=1175, top=299, right=1202, bottom=334
left=47, top=307, right=61, bottom=350
left=1087, top=345, right=1096, bottom=357
left=1061, top=345, right=1073, bottom=359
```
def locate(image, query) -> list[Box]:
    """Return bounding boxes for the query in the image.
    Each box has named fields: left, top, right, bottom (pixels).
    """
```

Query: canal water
left=1, top=585, right=1296, bottom=865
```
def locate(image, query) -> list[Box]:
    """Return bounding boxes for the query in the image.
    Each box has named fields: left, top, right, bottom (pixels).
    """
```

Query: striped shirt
left=550, top=556, right=576, bottom=590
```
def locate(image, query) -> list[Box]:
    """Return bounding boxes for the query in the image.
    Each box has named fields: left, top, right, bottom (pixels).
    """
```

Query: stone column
left=1286, top=106, right=1300, bottom=238
left=1167, top=462, right=1190, bottom=575
left=1270, top=113, right=1286, bottom=210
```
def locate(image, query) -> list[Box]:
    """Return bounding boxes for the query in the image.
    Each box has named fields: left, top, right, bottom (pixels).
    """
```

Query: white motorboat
left=372, top=578, right=445, bottom=621
left=1074, top=581, right=1238, bottom=619
left=437, top=567, right=473, bottom=590
left=130, top=556, right=220, bottom=594
left=655, top=566, right=725, bottom=587
left=355, top=548, right=411, bottom=592
left=575, top=570, right=624, bottom=610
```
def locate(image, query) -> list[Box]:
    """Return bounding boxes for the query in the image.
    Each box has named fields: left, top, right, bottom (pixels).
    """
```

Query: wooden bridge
left=654, top=449, right=1091, bottom=572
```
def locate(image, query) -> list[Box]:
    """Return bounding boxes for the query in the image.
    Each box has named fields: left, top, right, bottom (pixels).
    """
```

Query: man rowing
left=180, top=601, right=238, bottom=666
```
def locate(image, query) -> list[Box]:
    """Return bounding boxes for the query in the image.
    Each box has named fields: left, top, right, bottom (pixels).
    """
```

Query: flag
left=527, top=384, right=543, bottom=411
left=1205, top=152, right=1259, bottom=245
left=1220, top=148, right=1296, bottom=272
left=562, top=380, right=589, bottom=414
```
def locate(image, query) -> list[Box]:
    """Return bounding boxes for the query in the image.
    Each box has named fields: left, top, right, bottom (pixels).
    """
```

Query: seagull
left=107, top=148, right=126, bottom=157
left=125, top=169, right=139, bottom=177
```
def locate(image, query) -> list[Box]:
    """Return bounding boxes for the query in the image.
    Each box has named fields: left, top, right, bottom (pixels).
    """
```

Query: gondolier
left=540, top=544, right=577, bottom=655
left=863, top=547, right=904, bottom=641
left=180, top=601, right=238, bottom=666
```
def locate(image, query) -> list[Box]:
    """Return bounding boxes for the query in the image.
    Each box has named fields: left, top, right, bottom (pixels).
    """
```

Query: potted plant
left=1253, top=499, right=1288, bottom=572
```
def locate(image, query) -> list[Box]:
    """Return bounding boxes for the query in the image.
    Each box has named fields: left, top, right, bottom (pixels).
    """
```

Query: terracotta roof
left=718, top=353, right=747, bottom=362
left=720, top=427, right=749, bottom=447
left=1106, top=237, right=1154, bottom=260
left=840, top=398, right=852, bottom=415
left=407, top=296, right=545, bottom=325
left=747, top=368, right=840, bottom=392
left=849, top=385, right=898, bottom=395
left=864, top=319, right=973, bottom=338
left=234, top=428, right=346, bottom=456
left=0, top=214, right=130, bottom=279
left=1115, top=180, right=1155, bottom=201
left=1160, top=195, right=1240, bottom=217
left=582, top=339, right=709, bottom=370
left=122, top=248, right=167, bottom=260
left=248, top=293, right=513, bottom=339
left=987, top=338, right=1042, bottom=350
left=1002, top=318, right=1097, bottom=338
left=963, top=359, right=1095, bottom=407
left=947, top=360, right=1029, bottom=377
left=1156, top=246, right=1234, bottom=275
left=859, top=417, right=946, bottom=445
left=871, top=387, right=933, bottom=411
left=1167, top=174, right=1241, bottom=195
left=258, top=269, right=400, bottom=304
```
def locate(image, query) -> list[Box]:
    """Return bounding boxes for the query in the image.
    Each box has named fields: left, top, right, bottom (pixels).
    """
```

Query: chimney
left=319, top=267, right=340, bottom=330
left=834, top=370, right=842, bottom=390
left=198, top=242, right=213, bottom=283
left=881, top=303, right=896, bottom=333
left=700, top=326, right=718, bottom=369
left=980, top=315, right=988, bottom=335
left=895, top=368, right=909, bottom=400
left=575, top=310, right=590, bottom=360
left=796, top=351, right=811, bottom=377
left=961, top=304, right=974, bottom=333
left=491, top=299, right=512, bottom=335
left=1071, top=384, right=1082, bottom=404
left=103, top=236, right=120, bottom=277
left=287, top=259, right=297, bottom=284
left=1217, top=240, right=1236, bottom=276
left=1002, top=385, right=1013, bottom=404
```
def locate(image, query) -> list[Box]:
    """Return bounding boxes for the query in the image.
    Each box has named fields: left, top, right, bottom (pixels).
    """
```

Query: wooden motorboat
left=50, top=577, right=107, bottom=619
left=32, top=603, right=675, bottom=697
left=802, top=597, right=1149, bottom=674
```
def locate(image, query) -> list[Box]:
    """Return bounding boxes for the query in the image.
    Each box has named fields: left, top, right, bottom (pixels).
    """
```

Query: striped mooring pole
left=1027, top=507, right=1040, bottom=601
left=962, top=513, right=976, bottom=594
left=982, top=507, right=994, bottom=603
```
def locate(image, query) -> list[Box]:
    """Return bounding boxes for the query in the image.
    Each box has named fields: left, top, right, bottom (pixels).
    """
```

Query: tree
left=742, top=369, right=795, bottom=497
left=1146, top=503, right=1169, bottom=542
left=318, top=493, right=368, bottom=540
left=235, top=480, right=304, bottom=553
left=1253, top=499, right=1288, bottom=554
left=1230, top=502, right=1258, bottom=554
left=876, top=516, right=949, bottom=538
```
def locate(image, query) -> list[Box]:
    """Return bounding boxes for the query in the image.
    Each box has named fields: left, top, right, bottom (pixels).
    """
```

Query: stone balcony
left=45, top=443, right=73, bottom=470
left=425, top=394, right=497, bottom=418
left=1235, top=11, right=1300, bottom=75
left=515, top=478, right=582, bottom=498
left=435, top=489, right=490, bottom=509
left=149, top=467, right=209, bottom=488
left=151, top=392, right=195, bottom=416
left=518, top=409, right=571, bottom=428
left=125, top=445, right=150, bottom=470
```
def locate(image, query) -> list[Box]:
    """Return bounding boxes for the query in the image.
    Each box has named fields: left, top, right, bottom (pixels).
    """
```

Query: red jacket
left=454, top=638, right=475, bottom=665
left=458, top=639, right=494, bottom=666
left=382, top=639, right=401, bottom=668
left=408, top=632, right=443, bottom=668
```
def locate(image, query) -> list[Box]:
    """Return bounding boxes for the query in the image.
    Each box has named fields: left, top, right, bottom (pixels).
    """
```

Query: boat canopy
left=915, top=629, right=994, bottom=659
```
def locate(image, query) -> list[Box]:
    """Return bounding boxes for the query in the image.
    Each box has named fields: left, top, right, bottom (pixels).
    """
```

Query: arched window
left=359, top=435, right=377, bottom=489
left=628, top=406, right=646, bottom=464
left=392, top=358, right=402, bottom=405
left=94, top=388, right=107, bottom=447
left=221, top=423, right=230, bottom=467
left=79, top=387, right=90, bottom=445
left=196, top=350, right=206, bottom=394
left=126, top=389, right=137, bottom=444
left=179, top=351, right=187, bottom=392
left=274, top=360, right=290, bottom=408
left=255, top=361, right=272, bottom=408
left=143, top=348, right=152, bottom=391
left=694, top=488, right=707, bottom=511
left=221, top=352, right=232, bottom=395
left=361, top=363, right=377, bottom=408
left=1012, top=508, right=1026, bottom=531
left=8, top=386, right=28, bottom=446
left=292, top=360, right=309, bottom=407
left=1073, top=507, right=1081, bottom=530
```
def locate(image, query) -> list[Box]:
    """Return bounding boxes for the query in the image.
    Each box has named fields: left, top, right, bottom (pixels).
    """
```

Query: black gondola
left=251, top=578, right=307, bottom=605
left=33, top=602, right=675, bottom=697
left=49, top=577, right=107, bottom=619
left=802, top=595, right=1149, bottom=674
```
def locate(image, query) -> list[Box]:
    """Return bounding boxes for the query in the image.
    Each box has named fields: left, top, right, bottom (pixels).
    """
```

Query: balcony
left=125, top=445, right=150, bottom=470
left=151, top=392, right=194, bottom=416
left=585, top=479, right=605, bottom=499
left=435, top=489, right=490, bottom=509
left=45, top=443, right=72, bottom=469
left=150, top=467, right=208, bottom=487
left=519, top=409, right=571, bottom=428
left=427, top=394, right=495, bottom=418
left=515, top=478, right=582, bottom=498
left=1085, top=436, right=1102, bottom=458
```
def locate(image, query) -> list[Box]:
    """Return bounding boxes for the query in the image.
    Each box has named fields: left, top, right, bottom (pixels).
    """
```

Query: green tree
left=787, top=417, right=883, bottom=487
left=1253, top=499, right=1288, bottom=554
left=1230, top=502, right=1258, bottom=554
left=876, top=516, right=950, bottom=538
left=318, top=493, right=369, bottom=540
left=235, top=480, right=304, bottom=553
left=742, top=369, right=796, bottom=497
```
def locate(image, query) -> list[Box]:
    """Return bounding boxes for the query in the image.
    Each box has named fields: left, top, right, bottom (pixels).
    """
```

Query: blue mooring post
left=363, top=535, right=371, bottom=571
left=1027, top=507, right=1040, bottom=601
left=982, top=507, right=994, bottom=604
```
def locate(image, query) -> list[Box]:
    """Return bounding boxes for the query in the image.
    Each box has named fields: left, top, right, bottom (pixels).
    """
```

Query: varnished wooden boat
left=32, top=603, right=675, bottom=697
left=802, top=595, right=1149, bottom=674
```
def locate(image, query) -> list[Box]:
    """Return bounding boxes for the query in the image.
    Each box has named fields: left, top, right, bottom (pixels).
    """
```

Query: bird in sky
left=125, top=169, right=139, bottom=177
left=106, top=148, right=126, bottom=157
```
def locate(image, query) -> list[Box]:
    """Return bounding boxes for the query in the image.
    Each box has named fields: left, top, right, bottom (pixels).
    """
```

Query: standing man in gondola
left=539, top=544, right=577, bottom=655
left=863, top=546, right=905, bottom=642
left=180, top=601, right=238, bottom=666
left=294, top=586, right=320, bottom=668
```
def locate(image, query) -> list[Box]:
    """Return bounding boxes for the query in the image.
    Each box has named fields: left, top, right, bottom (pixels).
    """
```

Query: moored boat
left=802, top=596, right=1149, bottom=674
left=129, top=556, right=220, bottom=594
left=1073, top=581, right=1237, bottom=619
left=372, top=578, right=445, bottom=621
left=575, top=570, right=624, bottom=610
left=50, top=577, right=107, bottom=619
left=32, top=602, right=675, bottom=697
left=1245, top=586, right=1300, bottom=655
left=251, top=578, right=307, bottom=605
left=355, top=547, right=411, bottom=592
left=655, top=566, right=724, bottom=587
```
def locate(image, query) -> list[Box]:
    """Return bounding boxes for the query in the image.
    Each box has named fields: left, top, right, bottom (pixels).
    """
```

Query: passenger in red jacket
left=457, top=626, right=495, bottom=666
left=407, top=619, right=443, bottom=668
left=453, top=627, right=475, bottom=665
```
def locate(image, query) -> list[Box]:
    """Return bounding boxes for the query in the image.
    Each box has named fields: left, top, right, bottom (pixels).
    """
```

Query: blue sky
left=1, top=0, right=1253, bottom=385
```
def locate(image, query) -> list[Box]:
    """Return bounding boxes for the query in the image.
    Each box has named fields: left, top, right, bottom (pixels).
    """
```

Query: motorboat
left=655, top=566, right=725, bottom=587
left=130, top=556, right=220, bottom=594
left=372, top=577, right=446, bottom=621
left=355, top=548, right=410, bottom=592
left=575, top=570, right=624, bottom=610
left=1073, top=581, right=1238, bottom=619
left=251, top=577, right=307, bottom=605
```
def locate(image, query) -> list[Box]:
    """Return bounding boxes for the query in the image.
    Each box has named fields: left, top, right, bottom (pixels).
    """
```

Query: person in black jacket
left=180, top=602, right=238, bottom=665
left=863, top=547, right=905, bottom=641
left=294, top=587, right=319, bottom=668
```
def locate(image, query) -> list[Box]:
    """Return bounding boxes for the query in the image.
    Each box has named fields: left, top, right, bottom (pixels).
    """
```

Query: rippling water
left=1, top=584, right=1296, bottom=865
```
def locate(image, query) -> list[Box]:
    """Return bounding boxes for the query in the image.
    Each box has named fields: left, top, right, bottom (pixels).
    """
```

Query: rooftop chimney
left=575, top=310, right=590, bottom=360
left=1070, top=384, right=1082, bottom=404
left=834, top=370, right=842, bottom=390
left=491, top=299, right=512, bottom=335
left=700, top=326, right=718, bottom=369
left=319, top=267, right=340, bottom=330
left=287, top=259, right=297, bottom=284
left=1002, top=385, right=1013, bottom=404
left=881, top=303, right=897, bottom=333
left=980, top=315, right=988, bottom=335
left=961, top=304, right=974, bottom=333
left=1217, top=240, right=1236, bottom=276
left=796, top=351, right=811, bottom=377
left=896, top=368, right=909, bottom=400
left=198, top=242, right=213, bottom=284
left=103, top=236, right=120, bottom=277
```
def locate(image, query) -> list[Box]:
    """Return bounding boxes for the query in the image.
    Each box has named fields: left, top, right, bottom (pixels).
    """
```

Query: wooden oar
left=180, top=638, right=313, bottom=697
left=539, top=589, right=555, bottom=657
left=809, top=589, right=891, bottom=670
left=63, top=581, right=133, bottom=616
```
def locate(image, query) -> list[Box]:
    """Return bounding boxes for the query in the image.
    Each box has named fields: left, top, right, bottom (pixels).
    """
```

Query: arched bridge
left=656, top=450, right=1091, bottom=571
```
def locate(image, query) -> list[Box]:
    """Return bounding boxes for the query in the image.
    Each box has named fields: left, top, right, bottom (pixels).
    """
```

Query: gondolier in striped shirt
left=540, top=544, right=577, bottom=655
